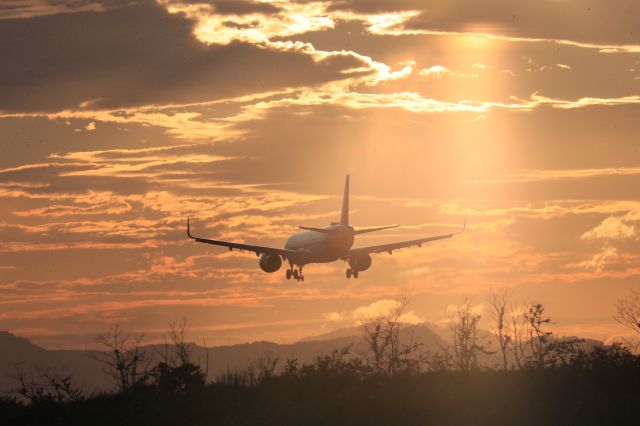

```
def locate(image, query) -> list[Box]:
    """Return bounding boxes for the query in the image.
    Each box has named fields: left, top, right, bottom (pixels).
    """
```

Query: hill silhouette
left=2, top=331, right=639, bottom=426
left=3, top=303, right=640, bottom=426
left=0, top=324, right=450, bottom=393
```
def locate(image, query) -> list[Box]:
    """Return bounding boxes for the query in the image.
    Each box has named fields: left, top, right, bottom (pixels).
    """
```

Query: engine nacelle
left=259, top=254, right=282, bottom=273
left=355, top=254, right=372, bottom=272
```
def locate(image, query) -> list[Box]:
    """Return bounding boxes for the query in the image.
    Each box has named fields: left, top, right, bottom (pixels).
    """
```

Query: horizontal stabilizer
left=298, top=226, right=340, bottom=234
left=354, top=225, right=398, bottom=235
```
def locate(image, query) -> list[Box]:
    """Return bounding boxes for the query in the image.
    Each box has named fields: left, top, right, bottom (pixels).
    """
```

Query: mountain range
left=0, top=324, right=601, bottom=395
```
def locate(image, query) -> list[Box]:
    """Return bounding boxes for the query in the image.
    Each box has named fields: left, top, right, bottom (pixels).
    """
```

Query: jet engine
left=259, top=254, right=282, bottom=273
left=354, top=254, right=372, bottom=271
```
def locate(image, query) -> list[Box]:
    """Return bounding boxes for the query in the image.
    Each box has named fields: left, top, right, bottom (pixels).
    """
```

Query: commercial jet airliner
left=187, top=176, right=465, bottom=281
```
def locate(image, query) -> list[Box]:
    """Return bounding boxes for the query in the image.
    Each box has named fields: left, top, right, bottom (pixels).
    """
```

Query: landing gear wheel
left=286, top=269, right=292, bottom=280
left=293, top=270, right=300, bottom=280
left=346, top=269, right=352, bottom=279
left=353, top=270, right=359, bottom=279
left=300, top=275, right=304, bottom=282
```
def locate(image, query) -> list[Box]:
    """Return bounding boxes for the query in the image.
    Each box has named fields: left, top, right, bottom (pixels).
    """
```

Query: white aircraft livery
left=188, top=175, right=465, bottom=281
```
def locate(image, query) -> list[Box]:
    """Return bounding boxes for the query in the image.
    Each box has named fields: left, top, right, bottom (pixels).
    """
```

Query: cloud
left=0, top=0, right=116, bottom=19
left=0, top=0, right=373, bottom=113
left=12, top=195, right=132, bottom=217
left=581, top=216, right=636, bottom=240
left=165, top=0, right=336, bottom=45
left=186, top=91, right=640, bottom=135
left=344, top=0, right=640, bottom=52
left=2, top=0, right=640, bottom=350
left=445, top=302, right=484, bottom=316
left=418, top=64, right=478, bottom=79
left=418, top=65, right=450, bottom=78
left=578, top=244, right=618, bottom=272
left=326, top=298, right=424, bottom=324
left=191, top=0, right=282, bottom=16
left=483, top=166, right=640, bottom=183
left=440, top=200, right=640, bottom=222
left=532, top=94, right=640, bottom=110
left=5, top=0, right=639, bottom=119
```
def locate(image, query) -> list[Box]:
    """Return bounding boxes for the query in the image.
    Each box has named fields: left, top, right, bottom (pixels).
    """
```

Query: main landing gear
left=286, top=265, right=304, bottom=282
left=345, top=257, right=359, bottom=279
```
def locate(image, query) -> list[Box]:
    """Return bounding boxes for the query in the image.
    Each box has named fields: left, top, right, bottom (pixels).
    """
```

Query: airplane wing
left=187, top=218, right=298, bottom=258
left=347, top=218, right=466, bottom=257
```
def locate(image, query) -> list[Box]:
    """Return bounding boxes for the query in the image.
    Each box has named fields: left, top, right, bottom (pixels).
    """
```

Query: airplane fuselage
left=284, top=224, right=354, bottom=265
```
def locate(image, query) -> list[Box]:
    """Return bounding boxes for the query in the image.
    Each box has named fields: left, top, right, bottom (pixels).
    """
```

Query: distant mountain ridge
left=0, top=325, right=445, bottom=393
left=0, top=325, right=602, bottom=394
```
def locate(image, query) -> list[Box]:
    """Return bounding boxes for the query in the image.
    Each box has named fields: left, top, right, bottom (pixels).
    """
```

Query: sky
left=1, top=0, right=639, bottom=349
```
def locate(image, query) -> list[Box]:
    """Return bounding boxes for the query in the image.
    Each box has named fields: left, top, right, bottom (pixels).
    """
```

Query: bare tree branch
left=614, top=288, right=640, bottom=352
left=488, top=290, right=511, bottom=371
left=89, top=325, right=149, bottom=392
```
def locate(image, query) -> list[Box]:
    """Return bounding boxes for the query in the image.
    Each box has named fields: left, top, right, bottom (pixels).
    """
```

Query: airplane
left=187, top=175, right=465, bottom=281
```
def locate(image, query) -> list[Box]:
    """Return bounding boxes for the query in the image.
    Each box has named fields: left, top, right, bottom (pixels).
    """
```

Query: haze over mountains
left=0, top=324, right=601, bottom=395
left=0, top=325, right=446, bottom=393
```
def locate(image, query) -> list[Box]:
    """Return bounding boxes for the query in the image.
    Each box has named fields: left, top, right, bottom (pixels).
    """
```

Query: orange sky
left=1, top=0, right=639, bottom=348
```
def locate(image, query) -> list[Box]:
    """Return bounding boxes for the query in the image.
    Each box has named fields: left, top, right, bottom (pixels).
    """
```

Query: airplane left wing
left=187, top=218, right=298, bottom=259
left=347, top=217, right=466, bottom=257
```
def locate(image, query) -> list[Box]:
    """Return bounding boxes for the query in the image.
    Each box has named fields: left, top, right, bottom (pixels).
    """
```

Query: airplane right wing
left=347, top=217, right=466, bottom=257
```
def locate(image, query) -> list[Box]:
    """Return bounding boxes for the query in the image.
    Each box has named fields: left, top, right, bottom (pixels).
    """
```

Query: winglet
left=461, top=214, right=467, bottom=233
left=187, top=217, right=194, bottom=239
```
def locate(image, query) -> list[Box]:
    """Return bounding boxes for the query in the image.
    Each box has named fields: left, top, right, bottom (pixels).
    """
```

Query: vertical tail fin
left=340, top=174, right=349, bottom=225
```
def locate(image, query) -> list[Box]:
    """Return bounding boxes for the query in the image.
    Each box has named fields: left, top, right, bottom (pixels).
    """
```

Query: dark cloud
left=284, top=19, right=640, bottom=103
left=177, top=0, right=282, bottom=15
left=0, top=0, right=121, bottom=20
left=212, top=0, right=281, bottom=15
left=45, top=0, right=123, bottom=8
left=1, top=0, right=280, bottom=20
left=0, top=118, right=127, bottom=167
left=326, top=0, right=639, bottom=46
left=0, top=1, right=31, bottom=13
left=0, top=0, right=369, bottom=113
left=324, top=0, right=427, bottom=13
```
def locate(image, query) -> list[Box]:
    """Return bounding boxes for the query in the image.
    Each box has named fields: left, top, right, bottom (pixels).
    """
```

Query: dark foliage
left=150, top=361, right=206, bottom=394
left=3, top=344, right=640, bottom=426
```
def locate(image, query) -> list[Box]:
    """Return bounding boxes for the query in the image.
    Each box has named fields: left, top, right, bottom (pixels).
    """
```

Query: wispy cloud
left=480, top=167, right=640, bottom=183
left=577, top=244, right=618, bottom=272
left=418, top=65, right=478, bottom=79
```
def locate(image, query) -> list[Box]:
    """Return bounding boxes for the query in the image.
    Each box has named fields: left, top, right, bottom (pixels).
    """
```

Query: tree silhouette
left=151, top=318, right=206, bottom=394
left=7, top=364, right=82, bottom=404
left=488, top=290, right=511, bottom=371
left=615, top=288, right=640, bottom=352
left=90, top=325, right=149, bottom=392
left=449, top=298, right=493, bottom=371
left=360, top=297, right=427, bottom=375
left=525, top=303, right=552, bottom=368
